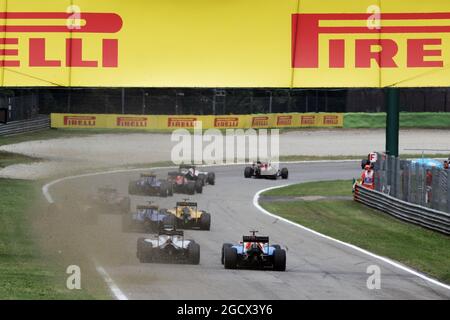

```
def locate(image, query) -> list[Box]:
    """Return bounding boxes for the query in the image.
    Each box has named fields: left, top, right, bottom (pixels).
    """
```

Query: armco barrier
left=50, top=113, right=344, bottom=130
left=354, top=184, right=450, bottom=235
left=0, top=116, right=50, bottom=136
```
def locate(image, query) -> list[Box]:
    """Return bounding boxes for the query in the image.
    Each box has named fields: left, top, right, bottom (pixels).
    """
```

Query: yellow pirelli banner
left=1, top=0, right=450, bottom=88
left=51, top=113, right=343, bottom=130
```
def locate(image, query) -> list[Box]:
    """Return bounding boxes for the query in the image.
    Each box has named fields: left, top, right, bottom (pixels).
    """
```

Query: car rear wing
left=159, top=228, right=184, bottom=236
left=140, top=173, right=156, bottom=177
left=242, top=236, right=269, bottom=243
left=136, top=205, right=159, bottom=210
left=176, top=202, right=197, bottom=207
left=179, top=164, right=195, bottom=169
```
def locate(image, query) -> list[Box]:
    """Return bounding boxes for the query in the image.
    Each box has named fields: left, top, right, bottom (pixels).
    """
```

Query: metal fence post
left=447, top=170, right=450, bottom=213
left=407, top=162, right=411, bottom=202
left=394, top=157, right=401, bottom=198
left=414, top=164, right=420, bottom=206
left=420, top=165, right=426, bottom=207
left=386, top=155, right=391, bottom=191
left=431, top=166, right=439, bottom=210
left=375, top=153, right=382, bottom=192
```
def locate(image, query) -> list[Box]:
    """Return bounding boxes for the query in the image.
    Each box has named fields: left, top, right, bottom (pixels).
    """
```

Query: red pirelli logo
left=252, top=116, right=269, bottom=127
left=116, top=117, right=147, bottom=127
left=323, top=115, right=339, bottom=125
left=64, top=115, right=96, bottom=126
left=0, top=12, right=122, bottom=68
left=292, top=13, right=450, bottom=69
left=300, top=115, right=316, bottom=125
left=277, top=115, right=292, bottom=126
left=214, top=117, right=239, bottom=128
left=168, top=117, right=197, bottom=128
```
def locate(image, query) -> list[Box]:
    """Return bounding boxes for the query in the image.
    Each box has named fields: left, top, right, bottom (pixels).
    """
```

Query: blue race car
left=221, top=231, right=286, bottom=271
left=122, top=204, right=176, bottom=233
left=128, top=173, right=173, bottom=197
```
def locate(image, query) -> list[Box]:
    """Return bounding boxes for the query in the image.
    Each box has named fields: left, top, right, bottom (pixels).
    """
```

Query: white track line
left=42, top=165, right=178, bottom=300
left=93, top=259, right=128, bottom=300
left=42, top=159, right=428, bottom=300
left=253, top=184, right=450, bottom=292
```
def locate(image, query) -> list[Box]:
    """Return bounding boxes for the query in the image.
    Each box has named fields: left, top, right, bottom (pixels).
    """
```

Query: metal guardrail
left=354, top=184, right=450, bottom=235
left=0, top=116, right=50, bottom=136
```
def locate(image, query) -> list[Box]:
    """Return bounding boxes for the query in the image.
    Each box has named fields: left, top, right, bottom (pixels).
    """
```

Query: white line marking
left=93, top=259, right=128, bottom=300
left=42, top=159, right=442, bottom=300
left=42, top=165, right=178, bottom=300
left=253, top=184, right=450, bottom=291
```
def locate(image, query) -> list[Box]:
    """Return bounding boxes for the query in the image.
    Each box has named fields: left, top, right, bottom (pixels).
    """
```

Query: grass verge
left=0, top=179, right=108, bottom=299
left=260, top=180, right=450, bottom=284
left=344, top=112, right=450, bottom=129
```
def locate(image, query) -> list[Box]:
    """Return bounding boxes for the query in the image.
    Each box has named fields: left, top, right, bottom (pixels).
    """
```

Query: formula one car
left=128, top=173, right=173, bottom=197
left=167, top=171, right=203, bottom=194
left=244, top=161, right=288, bottom=180
left=221, top=231, right=286, bottom=271
left=88, top=186, right=130, bottom=214
left=179, top=164, right=216, bottom=186
left=136, top=227, right=200, bottom=264
left=164, top=200, right=211, bottom=230
left=122, top=203, right=175, bottom=233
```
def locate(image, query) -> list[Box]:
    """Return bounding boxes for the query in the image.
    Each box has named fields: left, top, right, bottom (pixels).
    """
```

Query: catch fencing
left=372, top=153, right=450, bottom=214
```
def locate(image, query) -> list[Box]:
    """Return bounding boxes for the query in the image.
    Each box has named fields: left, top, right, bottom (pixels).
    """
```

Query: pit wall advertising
left=50, top=113, right=344, bottom=130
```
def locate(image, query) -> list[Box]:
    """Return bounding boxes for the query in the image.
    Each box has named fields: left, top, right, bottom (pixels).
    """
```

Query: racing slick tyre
left=198, top=174, right=206, bottom=186
left=143, top=219, right=155, bottom=233
left=244, top=167, right=253, bottom=178
left=162, top=214, right=176, bottom=229
left=207, top=172, right=215, bottom=185
left=168, top=184, right=174, bottom=196
left=187, top=182, right=196, bottom=195
left=272, top=244, right=281, bottom=251
left=159, top=182, right=169, bottom=198
left=195, top=180, right=203, bottom=194
left=281, top=168, right=289, bottom=180
left=200, top=212, right=211, bottom=230
left=273, top=249, right=286, bottom=271
left=128, top=181, right=137, bottom=195
left=224, top=247, right=238, bottom=269
left=188, top=242, right=200, bottom=265
left=221, top=243, right=233, bottom=264
left=137, top=237, right=152, bottom=263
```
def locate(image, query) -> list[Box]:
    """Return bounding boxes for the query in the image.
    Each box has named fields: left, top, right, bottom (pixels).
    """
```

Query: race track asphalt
left=48, top=162, right=450, bottom=299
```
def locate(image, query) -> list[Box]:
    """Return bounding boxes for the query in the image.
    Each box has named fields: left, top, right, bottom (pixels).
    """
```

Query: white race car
left=244, top=162, right=288, bottom=180
left=179, top=164, right=215, bottom=185
left=136, top=228, right=200, bottom=264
